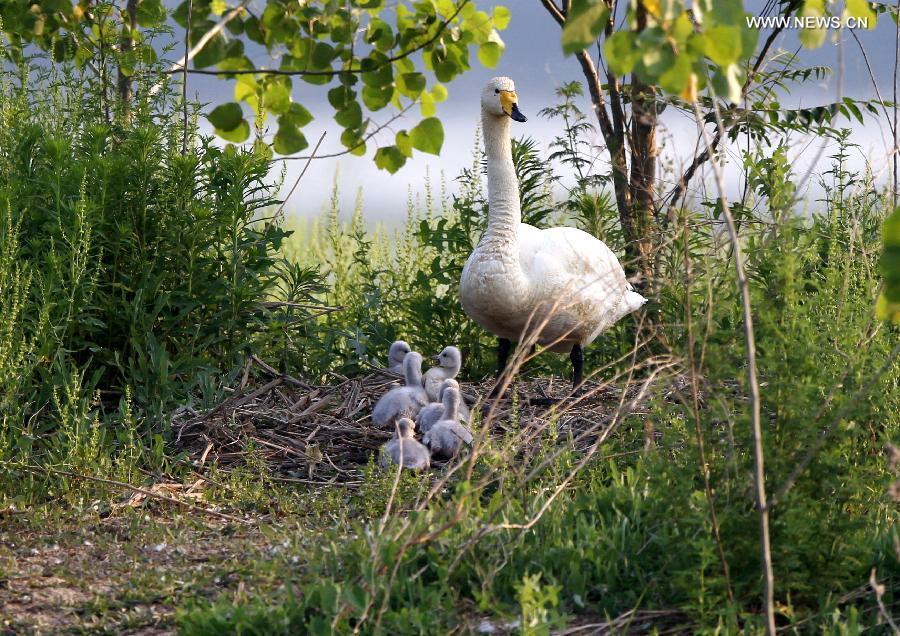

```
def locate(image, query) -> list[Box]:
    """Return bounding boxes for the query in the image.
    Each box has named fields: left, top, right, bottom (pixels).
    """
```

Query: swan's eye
left=494, top=89, right=500, bottom=94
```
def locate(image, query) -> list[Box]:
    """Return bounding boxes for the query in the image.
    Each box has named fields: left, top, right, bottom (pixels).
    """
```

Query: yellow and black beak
left=500, top=90, right=527, bottom=122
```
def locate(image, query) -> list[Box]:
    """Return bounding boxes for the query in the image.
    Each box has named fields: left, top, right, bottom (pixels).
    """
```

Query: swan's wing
left=520, top=225, right=629, bottom=292
left=519, top=225, right=643, bottom=341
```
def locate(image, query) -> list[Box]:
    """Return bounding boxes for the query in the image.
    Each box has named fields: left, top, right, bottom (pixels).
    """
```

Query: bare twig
left=12, top=464, right=246, bottom=524
left=894, top=0, right=899, bottom=207
left=275, top=102, right=415, bottom=161
left=181, top=0, right=192, bottom=155
left=692, top=97, right=775, bottom=635
left=274, top=131, right=327, bottom=217
left=870, top=567, right=900, bottom=634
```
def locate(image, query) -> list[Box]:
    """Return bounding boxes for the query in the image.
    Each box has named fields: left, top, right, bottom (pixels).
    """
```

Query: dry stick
left=692, top=99, right=775, bottom=636
left=681, top=210, right=734, bottom=602
left=274, top=132, right=327, bottom=217
left=181, top=0, right=192, bottom=156
left=870, top=567, right=900, bottom=635
left=894, top=0, right=899, bottom=208
left=13, top=463, right=246, bottom=524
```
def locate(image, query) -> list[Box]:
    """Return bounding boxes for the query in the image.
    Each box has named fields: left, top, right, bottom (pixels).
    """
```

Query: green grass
left=1, top=50, right=898, bottom=636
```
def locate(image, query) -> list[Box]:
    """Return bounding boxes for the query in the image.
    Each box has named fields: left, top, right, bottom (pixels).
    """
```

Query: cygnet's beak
left=431, top=354, right=441, bottom=362
left=509, top=103, right=527, bottom=122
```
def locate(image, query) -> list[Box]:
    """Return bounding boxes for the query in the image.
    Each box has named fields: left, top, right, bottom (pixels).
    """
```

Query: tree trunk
left=117, top=0, right=137, bottom=116
left=627, top=1, right=658, bottom=284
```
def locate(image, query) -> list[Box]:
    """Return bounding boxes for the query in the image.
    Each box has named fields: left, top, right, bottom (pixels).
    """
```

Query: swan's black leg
left=571, top=343, right=584, bottom=389
left=488, top=338, right=513, bottom=401
left=497, top=338, right=511, bottom=377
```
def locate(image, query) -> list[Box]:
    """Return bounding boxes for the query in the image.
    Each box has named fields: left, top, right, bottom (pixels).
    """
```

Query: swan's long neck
left=442, top=390, right=459, bottom=420
left=404, top=357, right=422, bottom=387
left=482, top=113, right=521, bottom=251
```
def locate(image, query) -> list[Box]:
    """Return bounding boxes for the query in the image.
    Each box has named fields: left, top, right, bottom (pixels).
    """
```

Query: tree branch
left=665, top=0, right=803, bottom=210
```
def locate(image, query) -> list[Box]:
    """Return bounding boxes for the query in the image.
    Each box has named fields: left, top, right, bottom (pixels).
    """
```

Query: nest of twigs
left=172, top=355, right=666, bottom=486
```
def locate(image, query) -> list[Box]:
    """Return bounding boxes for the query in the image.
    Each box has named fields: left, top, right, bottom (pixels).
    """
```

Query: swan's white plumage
left=379, top=418, right=430, bottom=471
left=460, top=77, right=646, bottom=353
left=415, top=378, right=469, bottom=433
left=422, top=387, right=473, bottom=459
left=372, top=351, right=428, bottom=427
left=423, top=346, right=462, bottom=401
left=386, top=340, right=411, bottom=374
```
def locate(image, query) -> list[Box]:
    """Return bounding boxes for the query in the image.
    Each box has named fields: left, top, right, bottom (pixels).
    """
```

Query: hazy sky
left=181, top=1, right=900, bottom=223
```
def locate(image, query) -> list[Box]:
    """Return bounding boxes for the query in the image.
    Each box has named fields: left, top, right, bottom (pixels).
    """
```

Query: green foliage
left=1, top=0, right=509, bottom=169
left=183, top=0, right=509, bottom=166
left=878, top=207, right=900, bottom=323
left=0, top=63, right=292, bottom=502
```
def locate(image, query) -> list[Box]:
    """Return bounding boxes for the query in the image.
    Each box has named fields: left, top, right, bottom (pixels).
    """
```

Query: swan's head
left=432, top=346, right=462, bottom=371
left=388, top=340, right=411, bottom=366
left=481, top=77, right=526, bottom=122
left=439, top=378, right=460, bottom=400
left=396, top=417, right=416, bottom=438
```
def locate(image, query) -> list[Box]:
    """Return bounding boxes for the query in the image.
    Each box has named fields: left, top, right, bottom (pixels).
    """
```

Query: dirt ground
left=0, top=506, right=286, bottom=635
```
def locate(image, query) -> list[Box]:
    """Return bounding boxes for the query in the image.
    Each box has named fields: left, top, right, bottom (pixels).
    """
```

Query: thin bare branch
left=692, top=97, right=775, bottom=635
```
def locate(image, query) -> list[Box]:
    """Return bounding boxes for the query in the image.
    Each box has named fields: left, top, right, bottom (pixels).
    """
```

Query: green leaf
left=263, top=79, right=292, bottom=114
left=217, top=120, right=250, bottom=143
left=604, top=31, right=637, bottom=76
left=846, top=0, right=876, bottom=28
left=311, top=42, right=336, bottom=69
left=396, top=130, right=413, bottom=157
left=341, top=128, right=367, bottom=156
left=659, top=54, right=692, bottom=95
left=328, top=86, right=354, bottom=110
left=420, top=91, right=436, bottom=117
left=799, top=0, right=827, bottom=49
left=493, top=6, right=511, bottom=30
left=477, top=41, right=503, bottom=68
left=207, top=102, right=243, bottom=131
left=561, top=0, right=609, bottom=56
left=274, top=121, right=308, bottom=154
left=335, top=102, right=363, bottom=129
left=374, top=145, right=406, bottom=173
left=399, top=72, right=426, bottom=97
left=284, top=103, right=313, bottom=128
left=362, top=84, right=393, bottom=111
left=431, top=84, right=448, bottom=102
left=703, top=25, right=742, bottom=66
left=409, top=117, right=443, bottom=155
left=136, top=0, right=166, bottom=27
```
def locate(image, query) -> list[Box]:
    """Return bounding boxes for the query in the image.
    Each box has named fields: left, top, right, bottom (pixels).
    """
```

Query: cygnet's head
left=388, top=340, right=411, bottom=366
left=439, top=378, right=460, bottom=400
left=441, top=386, right=461, bottom=414
left=433, top=346, right=462, bottom=371
left=396, top=417, right=415, bottom=438
left=481, top=77, right=527, bottom=122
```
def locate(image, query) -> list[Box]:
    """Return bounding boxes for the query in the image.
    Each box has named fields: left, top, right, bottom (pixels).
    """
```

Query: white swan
left=372, top=351, right=428, bottom=427
left=423, top=346, right=462, bottom=401
left=422, top=387, right=473, bottom=459
left=386, top=340, right=411, bottom=374
left=379, top=418, right=430, bottom=471
left=459, top=77, right=647, bottom=386
left=415, top=378, right=470, bottom=433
